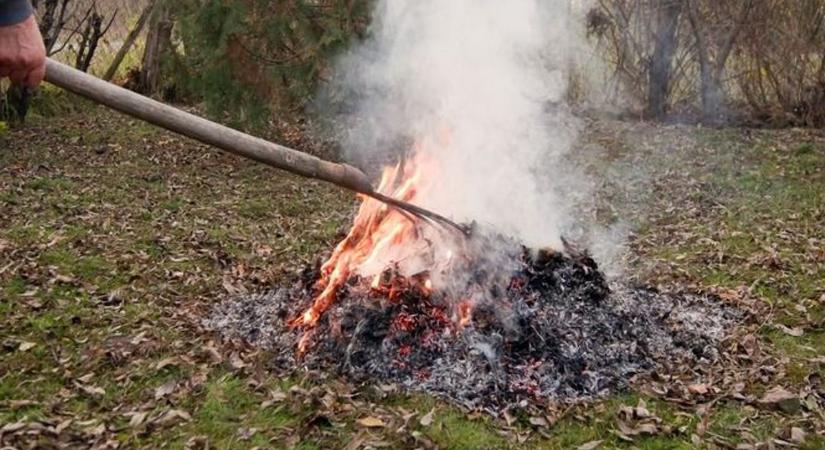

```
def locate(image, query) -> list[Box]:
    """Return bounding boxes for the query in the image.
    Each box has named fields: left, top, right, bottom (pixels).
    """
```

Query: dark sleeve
left=0, top=0, right=33, bottom=27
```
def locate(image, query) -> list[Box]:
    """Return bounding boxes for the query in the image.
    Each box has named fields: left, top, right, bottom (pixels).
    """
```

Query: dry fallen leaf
left=577, top=440, right=603, bottom=450
left=18, top=341, right=36, bottom=352
left=356, top=416, right=386, bottom=428
left=86, top=423, right=106, bottom=436
left=269, top=389, right=288, bottom=402
left=419, top=408, right=435, bottom=427
left=634, top=399, right=652, bottom=418
left=237, top=427, right=258, bottom=441
left=77, top=372, right=96, bottom=384
left=129, top=411, right=148, bottom=428
left=9, top=400, right=38, bottom=409
left=502, top=410, right=516, bottom=426
left=688, top=383, right=709, bottom=395
left=229, top=352, right=247, bottom=370
left=155, top=409, right=191, bottom=426
left=185, top=435, right=209, bottom=449
left=155, top=357, right=179, bottom=370
left=54, top=419, right=72, bottom=434
left=758, top=386, right=800, bottom=413
left=790, top=427, right=806, bottom=444
left=1, top=421, right=26, bottom=434
left=79, top=384, right=106, bottom=397
left=154, top=380, right=177, bottom=400
left=776, top=324, right=804, bottom=337
left=54, top=274, right=74, bottom=284
left=529, top=416, right=549, bottom=427
left=343, top=431, right=368, bottom=450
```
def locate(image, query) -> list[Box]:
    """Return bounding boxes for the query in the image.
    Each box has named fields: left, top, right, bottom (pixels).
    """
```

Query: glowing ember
left=456, top=299, right=474, bottom=328
left=208, top=243, right=742, bottom=412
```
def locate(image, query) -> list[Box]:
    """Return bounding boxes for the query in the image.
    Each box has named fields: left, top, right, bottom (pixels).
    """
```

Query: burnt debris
left=206, top=246, right=741, bottom=413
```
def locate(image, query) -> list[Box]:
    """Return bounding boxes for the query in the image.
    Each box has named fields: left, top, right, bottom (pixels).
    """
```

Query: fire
left=292, top=136, right=463, bottom=329
left=456, top=299, right=473, bottom=328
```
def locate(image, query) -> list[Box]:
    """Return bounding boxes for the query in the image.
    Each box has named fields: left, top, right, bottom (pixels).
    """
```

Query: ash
left=205, top=248, right=741, bottom=413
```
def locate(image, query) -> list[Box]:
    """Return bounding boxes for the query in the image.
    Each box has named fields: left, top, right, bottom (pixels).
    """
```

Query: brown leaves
left=261, top=388, right=288, bottom=408
left=2, top=105, right=823, bottom=449
left=127, top=411, right=149, bottom=428
left=576, top=440, right=603, bottom=450
left=528, top=416, right=550, bottom=427
left=154, top=380, right=178, bottom=400
left=419, top=408, right=435, bottom=427
left=789, top=426, right=807, bottom=444
left=76, top=383, right=106, bottom=398
left=775, top=323, right=804, bottom=337
left=155, top=356, right=180, bottom=371
left=688, top=383, right=710, bottom=396
left=155, top=409, right=192, bottom=427
left=615, top=399, right=665, bottom=440
left=758, top=386, right=801, bottom=413
left=356, top=416, right=386, bottom=428
left=0, top=111, right=364, bottom=449
left=17, top=341, right=36, bottom=352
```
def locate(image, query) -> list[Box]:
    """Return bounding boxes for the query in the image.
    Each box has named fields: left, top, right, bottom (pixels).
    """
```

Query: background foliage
left=586, top=0, right=825, bottom=126
left=7, top=1, right=825, bottom=127
left=169, top=0, right=372, bottom=127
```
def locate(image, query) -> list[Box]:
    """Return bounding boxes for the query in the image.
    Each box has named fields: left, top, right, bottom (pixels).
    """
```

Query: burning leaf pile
left=206, top=158, right=741, bottom=413
left=207, top=242, right=740, bottom=413
left=207, top=145, right=742, bottom=413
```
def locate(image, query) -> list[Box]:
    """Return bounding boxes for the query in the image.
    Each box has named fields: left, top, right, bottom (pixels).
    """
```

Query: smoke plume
left=326, top=0, right=583, bottom=251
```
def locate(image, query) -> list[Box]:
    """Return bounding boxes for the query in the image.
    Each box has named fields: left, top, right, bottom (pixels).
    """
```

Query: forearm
left=0, top=0, right=33, bottom=27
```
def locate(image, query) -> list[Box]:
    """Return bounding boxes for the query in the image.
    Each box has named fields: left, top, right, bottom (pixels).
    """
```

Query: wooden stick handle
left=43, top=58, right=375, bottom=195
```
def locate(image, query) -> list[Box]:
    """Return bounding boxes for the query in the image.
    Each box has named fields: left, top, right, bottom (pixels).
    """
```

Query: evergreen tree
left=170, top=0, right=372, bottom=127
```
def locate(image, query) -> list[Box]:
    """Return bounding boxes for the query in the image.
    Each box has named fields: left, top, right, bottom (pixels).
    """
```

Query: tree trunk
left=103, top=0, right=155, bottom=82
left=686, top=0, right=720, bottom=122
left=139, top=2, right=172, bottom=95
left=647, top=0, right=683, bottom=119
left=699, top=64, right=724, bottom=122
left=686, top=0, right=753, bottom=123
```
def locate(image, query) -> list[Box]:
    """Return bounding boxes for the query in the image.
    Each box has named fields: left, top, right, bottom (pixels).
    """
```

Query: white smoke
left=327, top=0, right=585, bottom=250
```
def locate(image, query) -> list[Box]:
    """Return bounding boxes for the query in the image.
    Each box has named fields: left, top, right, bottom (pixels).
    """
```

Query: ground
left=1, top=102, right=823, bottom=449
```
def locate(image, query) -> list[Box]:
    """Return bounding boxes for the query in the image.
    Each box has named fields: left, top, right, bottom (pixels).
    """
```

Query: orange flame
left=293, top=148, right=443, bottom=327
left=291, top=130, right=470, bottom=335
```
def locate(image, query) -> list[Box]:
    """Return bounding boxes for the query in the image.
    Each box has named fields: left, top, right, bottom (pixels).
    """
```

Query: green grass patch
left=238, top=198, right=274, bottom=219
left=145, top=374, right=305, bottom=449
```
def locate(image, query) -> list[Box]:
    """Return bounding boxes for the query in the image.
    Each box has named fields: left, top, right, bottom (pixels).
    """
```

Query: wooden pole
left=44, top=58, right=375, bottom=195
left=44, top=59, right=467, bottom=234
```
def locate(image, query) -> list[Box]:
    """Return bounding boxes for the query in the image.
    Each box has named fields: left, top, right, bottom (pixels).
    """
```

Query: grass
left=1, top=109, right=823, bottom=448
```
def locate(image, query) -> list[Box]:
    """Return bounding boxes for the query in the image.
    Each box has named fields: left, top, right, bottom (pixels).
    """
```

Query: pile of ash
left=205, top=248, right=741, bottom=414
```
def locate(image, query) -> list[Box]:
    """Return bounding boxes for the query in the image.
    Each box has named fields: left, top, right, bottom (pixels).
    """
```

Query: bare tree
left=736, top=0, right=825, bottom=126
left=587, top=0, right=694, bottom=117
left=647, top=0, right=684, bottom=119
left=685, top=0, right=755, bottom=122
left=74, top=4, right=117, bottom=73
left=103, top=0, right=155, bottom=82
left=34, top=0, right=72, bottom=55
left=590, top=0, right=775, bottom=124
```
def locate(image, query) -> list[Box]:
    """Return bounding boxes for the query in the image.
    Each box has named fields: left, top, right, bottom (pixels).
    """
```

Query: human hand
left=0, top=14, right=46, bottom=87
